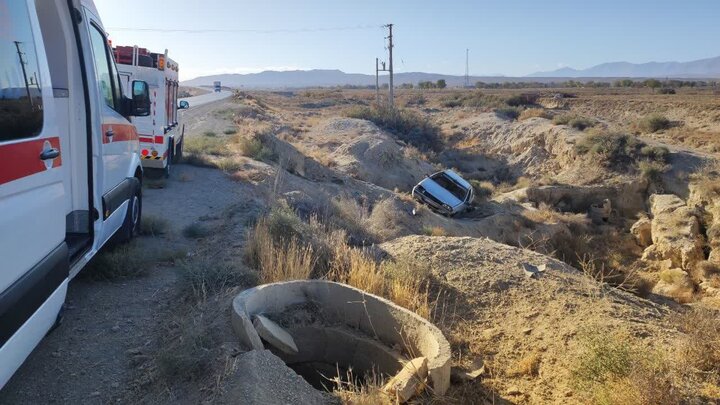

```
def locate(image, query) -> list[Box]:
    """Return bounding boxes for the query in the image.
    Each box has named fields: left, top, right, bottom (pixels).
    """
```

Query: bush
left=572, top=330, right=677, bottom=405
left=184, top=135, right=228, bottom=156
left=238, top=136, right=274, bottom=161
left=440, top=91, right=506, bottom=109
left=469, top=179, right=495, bottom=198
left=345, top=106, right=442, bottom=152
left=575, top=132, right=643, bottom=166
left=638, top=160, right=668, bottom=181
left=658, top=88, right=676, bottom=95
left=638, top=114, right=671, bottom=133
left=140, top=214, right=170, bottom=237
left=568, top=117, right=596, bottom=131
left=494, top=107, right=521, bottom=120
left=177, top=257, right=252, bottom=301
left=639, top=145, right=670, bottom=162
left=505, top=93, right=538, bottom=107
left=553, top=114, right=595, bottom=130
left=83, top=242, right=146, bottom=280
left=223, top=128, right=238, bottom=135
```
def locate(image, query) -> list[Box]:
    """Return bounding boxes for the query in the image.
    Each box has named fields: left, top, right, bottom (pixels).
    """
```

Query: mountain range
left=528, top=55, right=720, bottom=78
left=182, top=56, right=720, bottom=89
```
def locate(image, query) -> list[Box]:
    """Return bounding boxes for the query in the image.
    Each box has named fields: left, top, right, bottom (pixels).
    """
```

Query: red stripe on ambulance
left=0, top=137, right=62, bottom=185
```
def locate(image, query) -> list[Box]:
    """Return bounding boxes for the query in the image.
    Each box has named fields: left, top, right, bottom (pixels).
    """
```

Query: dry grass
left=247, top=217, right=316, bottom=284
left=508, top=351, right=541, bottom=377
left=423, top=226, right=448, bottom=237
left=519, top=108, right=551, bottom=121
left=245, top=203, right=432, bottom=318
left=671, top=308, right=720, bottom=374
left=571, top=329, right=678, bottom=405
left=184, top=135, right=229, bottom=156
left=237, top=134, right=275, bottom=162
left=140, top=214, right=170, bottom=236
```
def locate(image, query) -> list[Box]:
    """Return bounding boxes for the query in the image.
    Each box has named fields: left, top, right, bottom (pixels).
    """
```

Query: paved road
left=180, top=88, right=233, bottom=108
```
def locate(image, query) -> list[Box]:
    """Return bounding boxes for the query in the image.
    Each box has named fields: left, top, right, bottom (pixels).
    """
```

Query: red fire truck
left=114, top=46, right=187, bottom=177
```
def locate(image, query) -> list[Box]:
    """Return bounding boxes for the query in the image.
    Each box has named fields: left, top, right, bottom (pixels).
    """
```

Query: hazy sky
left=94, top=0, right=720, bottom=81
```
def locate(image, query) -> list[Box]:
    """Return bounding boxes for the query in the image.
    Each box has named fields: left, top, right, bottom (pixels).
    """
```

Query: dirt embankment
left=4, top=90, right=720, bottom=405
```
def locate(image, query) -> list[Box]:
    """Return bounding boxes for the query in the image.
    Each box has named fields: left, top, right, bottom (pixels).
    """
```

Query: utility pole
left=14, top=41, right=33, bottom=106
left=376, top=58, right=380, bottom=105
left=385, top=24, right=394, bottom=108
left=465, top=49, right=470, bottom=88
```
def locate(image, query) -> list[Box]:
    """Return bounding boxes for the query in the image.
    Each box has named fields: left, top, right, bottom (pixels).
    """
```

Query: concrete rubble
left=253, top=315, right=299, bottom=355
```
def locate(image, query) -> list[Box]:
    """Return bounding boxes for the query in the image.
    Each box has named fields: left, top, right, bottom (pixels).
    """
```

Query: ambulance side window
left=88, top=24, right=120, bottom=112
left=0, top=0, right=44, bottom=142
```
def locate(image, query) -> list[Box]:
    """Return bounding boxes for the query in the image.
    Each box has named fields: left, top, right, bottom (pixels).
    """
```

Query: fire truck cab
left=114, top=46, right=186, bottom=177
left=0, top=0, right=148, bottom=388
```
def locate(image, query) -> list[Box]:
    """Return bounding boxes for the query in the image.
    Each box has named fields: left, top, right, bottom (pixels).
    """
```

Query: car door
left=0, top=0, right=69, bottom=384
left=83, top=9, right=138, bottom=199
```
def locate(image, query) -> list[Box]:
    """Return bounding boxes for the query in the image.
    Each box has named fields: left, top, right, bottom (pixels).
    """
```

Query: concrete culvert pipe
left=231, top=280, right=451, bottom=396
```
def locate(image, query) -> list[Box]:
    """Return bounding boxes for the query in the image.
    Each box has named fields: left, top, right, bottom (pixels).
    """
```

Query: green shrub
left=184, top=135, right=228, bottom=156
left=440, top=91, right=505, bottom=109
left=238, top=136, right=275, bottom=161
left=345, top=106, right=442, bottom=151
left=494, top=107, right=521, bottom=120
left=204, top=131, right=216, bottom=137
left=575, top=132, right=643, bottom=166
left=568, top=117, right=596, bottom=131
left=640, top=145, right=670, bottom=162
left=223, top=128, right=238, bottom=135
left=469, top=179, right=495, bottom=198
left=658, top=88, right=676, bottom=95
left=638, top=114, right=671, bottom=133
left=639, top=160, right=668, bottom=181
left=553, top=114, right=595, bottom=130
left=177, top=257, right=252, bottom=301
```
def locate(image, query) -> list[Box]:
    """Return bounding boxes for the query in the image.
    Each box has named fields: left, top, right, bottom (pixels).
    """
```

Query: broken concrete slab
left=383, top=357, right=428, bottom=403
left=215, top=350, right=337, bottom=405
left=253, top=315, right=299, bottom=355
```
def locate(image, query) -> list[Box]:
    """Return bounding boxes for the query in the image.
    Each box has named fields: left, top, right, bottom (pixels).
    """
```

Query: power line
left=106, top=24, right=383, bottom=34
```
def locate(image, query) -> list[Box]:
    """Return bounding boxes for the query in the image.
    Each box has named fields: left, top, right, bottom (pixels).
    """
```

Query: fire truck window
left=88, top=25, right=118, bottom=111
left=0, top=0, right=44, bottom=142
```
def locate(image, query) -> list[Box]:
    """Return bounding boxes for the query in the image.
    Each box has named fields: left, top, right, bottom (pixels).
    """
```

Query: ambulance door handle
left=40, top=148, right=61, bottom=161
left=106, top=128, right=114, bottom=140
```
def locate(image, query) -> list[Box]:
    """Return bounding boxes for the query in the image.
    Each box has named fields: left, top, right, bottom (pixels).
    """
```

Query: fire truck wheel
left=173, top=140, right=183, bottom=163
left=164, top=156, right=171, bottom=178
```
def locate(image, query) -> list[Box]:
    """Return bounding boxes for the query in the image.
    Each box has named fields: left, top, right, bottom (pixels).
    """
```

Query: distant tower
left=465, top=48, right=470, bottom=88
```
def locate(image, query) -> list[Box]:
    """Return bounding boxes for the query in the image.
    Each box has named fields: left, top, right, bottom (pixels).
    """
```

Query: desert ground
left=2, top=87, right=720, bottom=404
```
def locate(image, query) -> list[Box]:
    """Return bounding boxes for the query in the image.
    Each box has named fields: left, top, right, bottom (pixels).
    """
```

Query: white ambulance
left=114, top=46, right=187, bottom=177
left=0, top=0, right=150, bottom=388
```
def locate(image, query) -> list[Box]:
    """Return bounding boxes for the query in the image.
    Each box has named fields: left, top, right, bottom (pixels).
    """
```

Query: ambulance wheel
left=173, top=140, right=183, bottom=163
left=120, top=183, right=142, bottom=242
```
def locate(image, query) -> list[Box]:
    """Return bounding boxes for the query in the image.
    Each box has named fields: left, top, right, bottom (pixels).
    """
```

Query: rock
left=383, top=357, right=429, bottom=403
left=630, top=217, right=653, bottom=248
left=522, top=263, right=543, bottom=278
left=215, top=350, right=334, bottom=405
left=253, top=315, right=299, bottom=355
left=653, top=269, right=695, bottom=303
left=506, top=386, right=522, bottom=395
left=642, top=194, right=705, bottom=270
left=589, top=198, right=612, bottom=224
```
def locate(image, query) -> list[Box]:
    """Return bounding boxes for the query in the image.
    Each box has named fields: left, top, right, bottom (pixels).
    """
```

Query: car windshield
left=431, top=172, right=468, bottom=201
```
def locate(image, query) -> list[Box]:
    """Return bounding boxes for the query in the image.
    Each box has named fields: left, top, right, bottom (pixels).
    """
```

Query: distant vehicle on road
left=114, top=45, right=188, bottom=178
left=412, top=170, right=475, bottom=216
left=214, top=81, right=222, bottom=92
left=1, top=0, right=149, bottom=388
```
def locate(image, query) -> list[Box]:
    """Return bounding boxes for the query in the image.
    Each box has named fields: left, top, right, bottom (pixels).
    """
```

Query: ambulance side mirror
left=130, top=81, right=151, bottom=117
left=178, top=100, right=190, bottom=110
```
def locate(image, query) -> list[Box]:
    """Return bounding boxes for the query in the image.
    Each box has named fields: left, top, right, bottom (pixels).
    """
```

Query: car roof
left=440, top=170, right=471, bottom=190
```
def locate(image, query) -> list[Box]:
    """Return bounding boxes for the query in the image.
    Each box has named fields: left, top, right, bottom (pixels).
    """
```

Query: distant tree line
left=417, top=80, right=447, bottom=89
left=473, top=79, right=718, bottom=90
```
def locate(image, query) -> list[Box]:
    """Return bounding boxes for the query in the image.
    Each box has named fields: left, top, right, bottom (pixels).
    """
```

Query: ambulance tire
left=117, top=181, right=142, bottom=244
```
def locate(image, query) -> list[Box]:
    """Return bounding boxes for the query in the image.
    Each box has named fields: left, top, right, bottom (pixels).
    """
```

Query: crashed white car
left=412, top=170, right=475, bottom=216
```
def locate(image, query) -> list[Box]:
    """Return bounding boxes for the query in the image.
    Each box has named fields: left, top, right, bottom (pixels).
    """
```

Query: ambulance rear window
left=0, top=0, right=44, bottom=142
